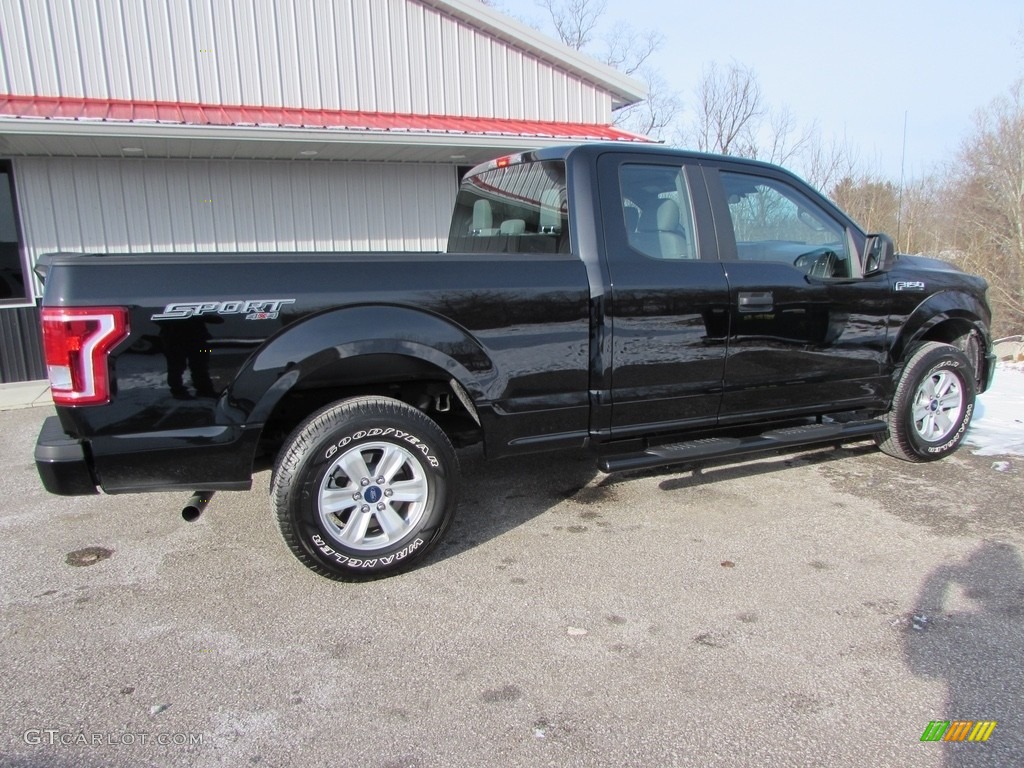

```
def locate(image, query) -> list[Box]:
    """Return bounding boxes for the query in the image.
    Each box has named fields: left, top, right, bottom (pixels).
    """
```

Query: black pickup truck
left=34, top=144, right=996, bottom=579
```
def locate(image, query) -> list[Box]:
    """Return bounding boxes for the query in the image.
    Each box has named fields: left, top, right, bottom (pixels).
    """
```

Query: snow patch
left=965, top=363, right=1024, bottom=457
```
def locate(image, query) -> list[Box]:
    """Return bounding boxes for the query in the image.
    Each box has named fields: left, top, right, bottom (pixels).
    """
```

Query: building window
left=0, top=162, right=30, bottom=304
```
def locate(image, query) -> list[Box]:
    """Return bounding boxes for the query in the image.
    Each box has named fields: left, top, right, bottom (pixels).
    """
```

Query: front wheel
left=877, top=342, right=977, bottom=462
left=271, top=396, right=459, bottom=580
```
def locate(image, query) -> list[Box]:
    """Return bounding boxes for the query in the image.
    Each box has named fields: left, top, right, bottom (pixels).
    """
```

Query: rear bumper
left=35, top=415, right=259, bottom=495
left=35, top=416, right=99, bottom=495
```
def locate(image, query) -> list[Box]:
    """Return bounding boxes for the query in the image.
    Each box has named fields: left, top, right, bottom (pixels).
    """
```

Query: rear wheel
left=878, top=342, right=977, bottom=462
left=271, top=396, right=459, bottom=580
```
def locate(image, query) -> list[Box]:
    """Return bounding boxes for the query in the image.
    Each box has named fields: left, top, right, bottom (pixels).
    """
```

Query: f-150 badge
left=894, top=281, right=926, bottom=292
left=152, top=299, right=296, bottom=321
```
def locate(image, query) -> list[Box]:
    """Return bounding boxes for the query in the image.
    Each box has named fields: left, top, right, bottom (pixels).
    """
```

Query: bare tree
left=613, top=69, right=680, bottom=139
left=534, top=0, right=681, bottom=140
left=831, top=175, right=901, bottom=238
left=536, top=0, right=606, bottom=50
left=759, top=107, right=805, bottom=166
left=601, top=24, right=660, bottom=76
left=801, top=131, right=857, bottom=193
left=941, top=80, right=1024, bottom=335
left=677, top=61, right=857, bottom=194
left=828, top=170, right=945, bottom=257
left=532, top=4, right=866, bottom=188
left=682, top=61, right=764, bottom=156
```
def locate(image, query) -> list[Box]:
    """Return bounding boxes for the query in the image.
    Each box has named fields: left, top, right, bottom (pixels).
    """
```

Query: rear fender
left=227, top=305, right=496, bottom=424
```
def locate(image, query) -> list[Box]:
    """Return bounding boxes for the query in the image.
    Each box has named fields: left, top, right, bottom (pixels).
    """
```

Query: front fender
left=889, top=289, right=993, bottom=366
left=227, top=305, right=498, bottom=423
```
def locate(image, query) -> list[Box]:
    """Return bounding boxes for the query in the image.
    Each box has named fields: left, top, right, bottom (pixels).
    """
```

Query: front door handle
left=737, top=291, right=774, bottom=313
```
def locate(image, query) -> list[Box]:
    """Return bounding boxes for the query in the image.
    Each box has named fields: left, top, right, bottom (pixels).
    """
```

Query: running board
left=597, top=420, right=886, bottom=474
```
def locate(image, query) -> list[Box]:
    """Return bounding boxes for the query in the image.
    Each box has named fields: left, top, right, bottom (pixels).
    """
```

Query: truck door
left=701, top=163, right=892, bottom=422
left=596, top=154, right=731, bottom=437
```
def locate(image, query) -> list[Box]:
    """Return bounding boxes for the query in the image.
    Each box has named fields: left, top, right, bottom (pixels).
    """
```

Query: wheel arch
left=889, top=291, right=992, bottom=387
left=225, top=305, right=496, bottom=459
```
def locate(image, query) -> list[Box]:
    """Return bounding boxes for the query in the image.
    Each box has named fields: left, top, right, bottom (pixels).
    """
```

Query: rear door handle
left=737, top=291, right=774, bottom=312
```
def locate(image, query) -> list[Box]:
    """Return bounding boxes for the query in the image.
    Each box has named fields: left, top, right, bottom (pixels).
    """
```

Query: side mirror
left=863, top=233, right=896, bottom=275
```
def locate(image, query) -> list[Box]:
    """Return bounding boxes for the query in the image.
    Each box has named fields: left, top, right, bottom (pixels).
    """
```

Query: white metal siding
left=0, top=0, right=613, bottom=122
left=12, top=157, right=457, bottom=269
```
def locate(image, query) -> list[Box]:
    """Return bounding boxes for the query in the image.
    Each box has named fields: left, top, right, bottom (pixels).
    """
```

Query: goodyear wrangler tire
left=271, top=396, right=459, bottom=580
left=878, top=342, right=977, bottom=462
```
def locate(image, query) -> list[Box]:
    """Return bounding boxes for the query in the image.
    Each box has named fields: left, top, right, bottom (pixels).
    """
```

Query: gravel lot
left=1, top=404, right=1021, bottom=768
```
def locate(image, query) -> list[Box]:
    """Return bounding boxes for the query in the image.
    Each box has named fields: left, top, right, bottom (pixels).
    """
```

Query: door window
left=618, top=164, right=698, bottom=260
left=720, top=172, right=850, bottom=278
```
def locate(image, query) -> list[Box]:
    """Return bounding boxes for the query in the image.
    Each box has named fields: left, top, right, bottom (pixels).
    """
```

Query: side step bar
left=597, top=420, right=887, bottom=474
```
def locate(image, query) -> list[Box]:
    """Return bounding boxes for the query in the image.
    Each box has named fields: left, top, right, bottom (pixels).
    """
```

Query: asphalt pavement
left=1, top=403, right=1021, bottom=768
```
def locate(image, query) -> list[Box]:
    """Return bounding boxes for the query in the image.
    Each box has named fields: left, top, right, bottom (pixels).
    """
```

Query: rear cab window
left=447, top=159, right=569, bottom=254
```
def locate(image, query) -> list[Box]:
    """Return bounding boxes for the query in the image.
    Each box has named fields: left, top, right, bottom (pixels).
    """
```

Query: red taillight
left=41, top=307, right=129, bottom=406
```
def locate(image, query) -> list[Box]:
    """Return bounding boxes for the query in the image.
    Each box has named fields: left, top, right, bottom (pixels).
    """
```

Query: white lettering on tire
left=311, top=534, right=424, bottom=568
left=925, top=402, right=973, bottom=454
left=323, top=427, right=440, bottom=467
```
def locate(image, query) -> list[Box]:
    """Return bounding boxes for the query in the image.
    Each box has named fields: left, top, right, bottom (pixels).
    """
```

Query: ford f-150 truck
left=34, top=144, right=996, bottom=580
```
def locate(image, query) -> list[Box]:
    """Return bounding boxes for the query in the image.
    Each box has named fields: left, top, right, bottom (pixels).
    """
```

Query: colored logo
left=920, top=720, right=997, bottom=742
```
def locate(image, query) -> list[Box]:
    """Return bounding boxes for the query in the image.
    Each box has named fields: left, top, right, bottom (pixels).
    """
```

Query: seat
left=630, top=199, right=690, bottom=259
left=471, top=199, right=498, bottom=236
left=539, top=190, right=564, bottom=234
left=499, top=219, right=525, bottom=235
left=655, top=199, right=690, bottom=259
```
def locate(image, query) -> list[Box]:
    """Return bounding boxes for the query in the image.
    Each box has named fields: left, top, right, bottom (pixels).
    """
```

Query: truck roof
left=464, top=142, right=799, bottom=179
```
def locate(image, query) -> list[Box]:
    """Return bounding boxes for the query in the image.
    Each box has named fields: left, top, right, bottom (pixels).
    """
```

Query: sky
left=496, top=0, right=1023, bottom=181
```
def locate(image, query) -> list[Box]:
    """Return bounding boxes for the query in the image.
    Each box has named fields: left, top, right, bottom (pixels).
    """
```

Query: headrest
left=623, top=206, right=640, bottom=232
left=540, top=189, right=563, bottom=233
left=656, top=199, right=680, bottom=230
left=500, top=219, right=525, bottom=234
left=472, top=199, right=493, bottom=229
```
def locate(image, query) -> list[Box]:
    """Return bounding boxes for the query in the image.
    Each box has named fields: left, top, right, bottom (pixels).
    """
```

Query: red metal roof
left=0, top=94, right=649, bottom=142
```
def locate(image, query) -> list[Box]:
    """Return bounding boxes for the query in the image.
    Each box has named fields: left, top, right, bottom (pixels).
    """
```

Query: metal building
left=0, top=0, right=645, bottom=383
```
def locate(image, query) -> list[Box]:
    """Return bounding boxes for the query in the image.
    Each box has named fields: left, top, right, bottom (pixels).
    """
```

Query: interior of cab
left=619, top=165, right=697, bottom=260
left=448, top=161, right=570, bottom=254
left=720, top=172, right=851, bottom=278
